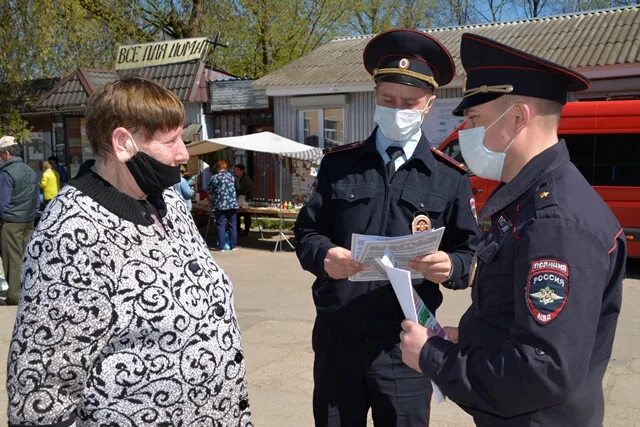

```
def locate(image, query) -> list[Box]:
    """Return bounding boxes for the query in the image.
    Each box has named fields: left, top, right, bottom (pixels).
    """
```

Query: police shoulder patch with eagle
left=526, top=258, right=570, bottom=325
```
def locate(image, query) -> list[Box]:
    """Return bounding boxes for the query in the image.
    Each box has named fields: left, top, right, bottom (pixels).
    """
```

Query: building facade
left=256, top=6, right=640, bottom=149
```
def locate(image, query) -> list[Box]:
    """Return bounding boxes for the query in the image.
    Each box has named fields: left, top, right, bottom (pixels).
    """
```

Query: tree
left=0, top=0, right=129, bottom=135
left=209, top=0, right=348, bottom=77
left=522, top=0, right=548, bottom=17
left=441, top=0, right=474, bottom=25
left=484, top=0, right=511, bottom=20
left=558, top=0, right=638, bottom=13
left=78, top=0, right=207, bottom=40
left=344, top=0, right=438, bottom=34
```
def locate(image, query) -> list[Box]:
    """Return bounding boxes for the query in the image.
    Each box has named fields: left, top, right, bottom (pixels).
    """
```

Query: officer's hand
left=442, top=326, right=459, bottom=344
left=399, top=320, right=429, bottom=373
left=408, top=251, right=452, bottom=283
left=324, top=247, right=363, bottom=280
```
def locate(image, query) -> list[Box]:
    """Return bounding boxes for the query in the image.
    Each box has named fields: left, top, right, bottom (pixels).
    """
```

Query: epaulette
left=430, top=147, right=468, bottom=173
left=533, top=179, right=558, bottom=217
left=323, top=141, right=365, bottom=155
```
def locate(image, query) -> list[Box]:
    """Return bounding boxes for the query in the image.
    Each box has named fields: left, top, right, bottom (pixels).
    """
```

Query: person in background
left=6, top=77, right=252, bottom=425
left=0, top=136, right=38, bottom=306
left=48, top=155, right=68, bottom=185
left=209, top=159, right=239, bottom=251
left=400, top=33, right=626, bottom=427
left=294, top=29, right=480, bottom=426
left=39, top=160, right=60, bottom=207
left=173, top=164, right=194, bottom=212
left=234, top=163, right=253, bottom=236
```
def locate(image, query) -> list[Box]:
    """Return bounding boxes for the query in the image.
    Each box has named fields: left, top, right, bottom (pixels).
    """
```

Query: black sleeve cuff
left=419, top=336, right=455, bottom=379
left=441, top=252, right=466, bottom=290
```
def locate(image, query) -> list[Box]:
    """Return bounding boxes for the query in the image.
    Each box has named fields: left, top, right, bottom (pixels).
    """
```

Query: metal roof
left=255, top=6, right=640, bottom=89
left=37, top=61, right=220, bottom=110
left=119, top=61, right=208, bottom=102
left=37, top=68, right=118, bottom=110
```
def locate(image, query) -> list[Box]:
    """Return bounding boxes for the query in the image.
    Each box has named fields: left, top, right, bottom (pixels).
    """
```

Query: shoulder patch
left=526, top=258, right=570, bottom=325
left=323, top=141, right=365, bottom=155
left=430, top=147, right=468, bottom=173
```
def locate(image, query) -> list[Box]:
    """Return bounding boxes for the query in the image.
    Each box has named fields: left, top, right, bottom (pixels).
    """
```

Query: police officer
left=295, top=29, right=480, bottom=426
left=400, top=33, right=626, bottom=427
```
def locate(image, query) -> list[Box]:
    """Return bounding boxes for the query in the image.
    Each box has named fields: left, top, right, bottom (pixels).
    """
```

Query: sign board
left=210, top=80, right=269, bottom=111
left=115, top=37, right=208, bottom=70
left=422, top=97, right=465, bottom=147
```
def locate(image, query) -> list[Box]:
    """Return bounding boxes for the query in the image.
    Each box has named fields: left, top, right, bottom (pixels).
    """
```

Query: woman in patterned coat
left=6, top=77, right=252, bottom=426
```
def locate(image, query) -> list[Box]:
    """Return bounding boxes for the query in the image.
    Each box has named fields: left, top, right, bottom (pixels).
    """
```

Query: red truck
left=438, top=99, right=640, bottom=258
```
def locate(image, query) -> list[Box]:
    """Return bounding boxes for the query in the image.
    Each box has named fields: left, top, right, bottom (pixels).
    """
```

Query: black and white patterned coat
left=6, top=171, right=252, bottom=426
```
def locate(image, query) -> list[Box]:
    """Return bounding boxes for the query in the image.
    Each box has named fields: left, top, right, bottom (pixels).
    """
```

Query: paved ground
left=1, top=234, right=639, bottom=426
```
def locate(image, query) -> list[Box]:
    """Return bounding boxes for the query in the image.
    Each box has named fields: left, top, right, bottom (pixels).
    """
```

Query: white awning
left=186, top=131, right=323, bottom=161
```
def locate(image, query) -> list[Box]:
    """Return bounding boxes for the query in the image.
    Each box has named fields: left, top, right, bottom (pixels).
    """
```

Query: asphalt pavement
left=1, top=234, right=639, bottom=426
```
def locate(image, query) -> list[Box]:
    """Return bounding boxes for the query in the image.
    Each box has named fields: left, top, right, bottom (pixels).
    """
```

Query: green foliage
left=258, top=218, right=294, bottom=230
left=345, top=0, right=439, bottom=34
left=206, top=0, right=348, bottom=77
left=0, top=79, right=37, bottom=139
left=2, top=0, right=638, bottom=88
left=0, top=110, right=32, bottom=142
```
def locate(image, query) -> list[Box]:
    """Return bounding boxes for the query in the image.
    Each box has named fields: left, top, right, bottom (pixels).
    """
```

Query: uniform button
left=188, top=261, right=200, bottom=273
left=239, top=399, right=249, bottom=410
left=215, top=304, right=225, bottom=317
left=349, top=194, right=355, bottom=199
left=234, top=351, right=244, bottom=363
left=535, top=347, right=545, bottom=356
left=419, top=203, right=424, bottom=208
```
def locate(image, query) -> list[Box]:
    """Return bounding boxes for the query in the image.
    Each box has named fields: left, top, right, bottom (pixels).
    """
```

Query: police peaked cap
left=363, top=29, right=455, bottom=90
left=453, top=33, right=590, bottom=116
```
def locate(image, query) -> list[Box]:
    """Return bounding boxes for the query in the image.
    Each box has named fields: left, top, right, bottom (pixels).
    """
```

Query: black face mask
left=126, top=151, right=180, bottom=198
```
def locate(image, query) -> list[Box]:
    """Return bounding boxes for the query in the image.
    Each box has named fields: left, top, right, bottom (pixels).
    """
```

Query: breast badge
left=411, top=214, right=431, bottom=233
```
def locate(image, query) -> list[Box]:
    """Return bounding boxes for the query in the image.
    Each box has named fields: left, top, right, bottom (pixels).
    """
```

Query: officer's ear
left=423, top=94, right=437, bottom=115
left=513, top=102, right=532, bottom=134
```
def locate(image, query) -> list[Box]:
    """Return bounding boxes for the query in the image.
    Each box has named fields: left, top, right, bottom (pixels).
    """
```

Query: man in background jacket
left=0, top=136, right=38, bottom=305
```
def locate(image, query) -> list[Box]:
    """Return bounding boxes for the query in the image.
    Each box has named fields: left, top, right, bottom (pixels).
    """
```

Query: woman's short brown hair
left=85, top=76, right=185, bottom=157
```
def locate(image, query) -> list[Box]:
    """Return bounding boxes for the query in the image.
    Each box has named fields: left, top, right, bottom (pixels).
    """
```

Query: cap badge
left=398, top=58, right=409, bottom=69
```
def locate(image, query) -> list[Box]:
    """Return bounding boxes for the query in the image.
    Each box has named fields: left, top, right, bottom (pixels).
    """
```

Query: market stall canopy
left=186, top=131, right=323, bottom=161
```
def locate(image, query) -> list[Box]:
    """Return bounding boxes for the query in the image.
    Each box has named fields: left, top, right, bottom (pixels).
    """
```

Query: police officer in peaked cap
left=295, top=29, right=480, bottom=426
left=400, top=33, right=626, bottom=426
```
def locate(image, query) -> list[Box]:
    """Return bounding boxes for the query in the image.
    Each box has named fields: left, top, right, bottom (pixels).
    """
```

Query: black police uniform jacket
left=420, top=141, right=625, bottom=426
left=295, top=129, right=480, bottom=340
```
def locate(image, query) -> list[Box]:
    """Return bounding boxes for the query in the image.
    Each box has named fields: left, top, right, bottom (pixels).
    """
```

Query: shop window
left=299, top=108, right=344, bottom=149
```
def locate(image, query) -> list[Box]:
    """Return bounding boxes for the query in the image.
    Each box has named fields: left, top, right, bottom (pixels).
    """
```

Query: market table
left=193, top=203, right=299, bottom=252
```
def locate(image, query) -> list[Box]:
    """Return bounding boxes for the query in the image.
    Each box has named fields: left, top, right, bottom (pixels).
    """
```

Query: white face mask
left=374, top=104, right=428, bottom=142
left=458, top=106, right=518, bottom=181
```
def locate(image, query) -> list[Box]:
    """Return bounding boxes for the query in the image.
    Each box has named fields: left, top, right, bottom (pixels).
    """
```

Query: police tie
left=386, top=145, right=404, bottom=177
